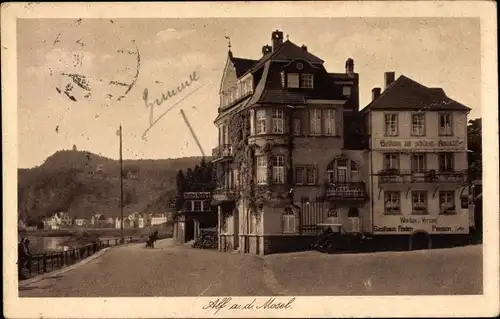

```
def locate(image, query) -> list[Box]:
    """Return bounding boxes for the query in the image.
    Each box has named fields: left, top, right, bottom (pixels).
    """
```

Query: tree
left=72, top=144, right=78, bottom=151
left=193, top=165, right=202, bottom=184
left=467, top=118, right=482, bottom=179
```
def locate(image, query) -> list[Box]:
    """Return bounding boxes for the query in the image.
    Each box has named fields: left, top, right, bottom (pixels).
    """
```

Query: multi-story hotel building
left=361, top=73, right=471, bottom=249
left=212, top=30, right=368, bottom=255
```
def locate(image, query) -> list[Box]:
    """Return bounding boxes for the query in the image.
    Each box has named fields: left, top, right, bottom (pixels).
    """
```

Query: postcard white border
left=2, top=1, right=498, bottom=318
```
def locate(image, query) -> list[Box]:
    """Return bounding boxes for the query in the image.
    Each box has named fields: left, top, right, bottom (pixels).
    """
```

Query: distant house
left=91, top=214, right=107, bottom=227
left=115, top=217, right=134, bottom=229
left=43, top=212, right=72, bottom=230
left=74, top=218, right=88, bottom=227
left=57, top=212, right=73, bottom=227
left=126, top=171, right=139, bottom=180
left=151, top=213, right=170, bottom=226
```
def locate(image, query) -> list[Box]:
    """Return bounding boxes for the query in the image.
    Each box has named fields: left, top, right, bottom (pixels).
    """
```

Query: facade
left=362, top=72, right=471, bottom=249
left=212, top=30, right=368, bottom=255
left=174, top=190, right=217, bottom=243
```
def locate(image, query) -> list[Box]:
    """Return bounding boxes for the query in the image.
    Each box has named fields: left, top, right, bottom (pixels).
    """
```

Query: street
left=18, top=239, right=482, bottom=297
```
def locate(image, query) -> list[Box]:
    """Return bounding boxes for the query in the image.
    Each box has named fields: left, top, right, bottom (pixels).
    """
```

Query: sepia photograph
left=2, top=1, right=498, bottom=318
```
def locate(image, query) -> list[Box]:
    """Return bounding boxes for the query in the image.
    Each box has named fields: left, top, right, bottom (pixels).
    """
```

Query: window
left=280, top=72, right=285, bottom=88
left=220, top=124, right=228, bottom=145
left=272, top=156, right=285, bottom=184
left=385, top=113, right=398, bottom=136
left=300, top=73, right=314, bottom=88
left=383, top=153, right=399, bottom=170
left=249, top=110, right=255, bottom=135
left=439, top=113, right=453, bottom=135
left=292, top=118, right=301, bottom=135
left=295, top=167, right=305, bottom=185
left=336, top=159, right=348, bottom=182
left=411, top=113, right=425, bottom=136
left=256, top=110, right=266, bottom=134
left=306, top=167, right=316, bottom=185
left=272, top=109, right=284, bottom=133
left=439, top=191, right=456, bottom=214
left=193, top=200, right=202, bottom=212
left=384, top=192, right=401, bottom=214
left=411, top=153, right=426, bottom=172
left=439, top=153, right=454, bottom=171
left=287, top=73, right=299, bottom=88
left=256, top=156, right=267, bottom=184
left=412, top=191, right=428, bottom=214
left=282, top=207, right=296, bottom=233
left=310, top=109, right=322, bottom=135
left=343, top=86, right=352, bottom=97
left=323, top=109, right=336, bottom=136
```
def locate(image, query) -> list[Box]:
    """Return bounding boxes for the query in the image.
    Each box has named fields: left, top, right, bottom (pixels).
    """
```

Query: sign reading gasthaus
left=373, top=214, right=469, bottom=234
left=372, top=138, right=466, bottom=151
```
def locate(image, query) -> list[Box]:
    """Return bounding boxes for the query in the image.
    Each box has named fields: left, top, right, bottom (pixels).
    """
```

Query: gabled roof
left=363, top=75, right=471, bottom=112
left=243, top=40, right=324, bottom=78
left=230, top=56, right=258, bottom=78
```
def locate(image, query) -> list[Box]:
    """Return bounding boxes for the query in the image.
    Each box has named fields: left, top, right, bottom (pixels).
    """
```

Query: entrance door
left=185, top=220, right=195, bottom=242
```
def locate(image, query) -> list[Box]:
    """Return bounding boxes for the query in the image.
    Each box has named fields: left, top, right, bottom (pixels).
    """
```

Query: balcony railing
left=212, top=186, right=238, bottom=202
left=211, top=144, right=233, bottom=161
left=324, top=182, right=367, bottom=201
left=378, top=169, right=468, bottom=184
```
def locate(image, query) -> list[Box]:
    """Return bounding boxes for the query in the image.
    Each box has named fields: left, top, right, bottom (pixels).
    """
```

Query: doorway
left=185, top=219, right=195, bottom=242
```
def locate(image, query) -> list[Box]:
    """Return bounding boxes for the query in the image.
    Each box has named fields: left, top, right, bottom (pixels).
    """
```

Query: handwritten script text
left=141, top=70, right=201, bottom=139
left=202, top=297, right=296, bottom=314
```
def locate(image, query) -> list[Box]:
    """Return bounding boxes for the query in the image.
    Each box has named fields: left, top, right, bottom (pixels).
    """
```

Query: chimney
left=372, top=87, right=381, bottom=101
left=384, top=72, right=395, bottom=89
left=262, top=45, right=272, bottom=56
left=301, top=45, right=308, bottom=52
left=271, top=30, right=284, bottom=51
left=345, top=58, right=354, bottom=75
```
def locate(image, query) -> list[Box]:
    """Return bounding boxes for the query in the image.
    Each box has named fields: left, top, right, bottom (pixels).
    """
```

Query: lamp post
left=118, top=124, right=124, bottom=244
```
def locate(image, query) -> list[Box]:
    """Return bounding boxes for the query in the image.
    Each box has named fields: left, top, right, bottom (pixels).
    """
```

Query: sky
left=17, top=18, right=481, bottom=168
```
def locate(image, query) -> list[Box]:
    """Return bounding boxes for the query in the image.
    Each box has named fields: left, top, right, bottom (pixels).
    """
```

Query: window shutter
left=249, top=110, right=255, bottom=135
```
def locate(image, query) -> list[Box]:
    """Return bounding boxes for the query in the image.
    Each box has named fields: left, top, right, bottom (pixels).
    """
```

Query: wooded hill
left=18, top=149, right=207, bottom=222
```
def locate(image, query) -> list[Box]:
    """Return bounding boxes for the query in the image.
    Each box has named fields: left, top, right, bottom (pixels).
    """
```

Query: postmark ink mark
left=180, top=109, right=205, bottom=157
left=50, top=19, right=140, bottom=104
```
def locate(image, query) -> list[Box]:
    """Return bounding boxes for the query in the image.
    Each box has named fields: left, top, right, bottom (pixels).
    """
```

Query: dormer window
left=286, top=73, right=314, bottom=89
left=300, top=73, right=314, bottom=88
left=287, top=73, right=300, bottom=88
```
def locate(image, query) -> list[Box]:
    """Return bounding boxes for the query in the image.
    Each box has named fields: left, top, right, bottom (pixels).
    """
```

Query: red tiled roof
left=362, top=75, right=471, bottom=112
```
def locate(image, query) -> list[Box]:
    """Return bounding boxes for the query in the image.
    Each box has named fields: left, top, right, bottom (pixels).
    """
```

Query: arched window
left=282, top=207, right=296, bottom=234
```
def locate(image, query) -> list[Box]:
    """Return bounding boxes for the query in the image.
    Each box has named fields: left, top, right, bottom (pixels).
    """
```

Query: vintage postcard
left=2, top=1, right=499, bottom=318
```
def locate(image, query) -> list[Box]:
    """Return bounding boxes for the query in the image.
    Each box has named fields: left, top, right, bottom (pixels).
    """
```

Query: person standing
left=18, top=238, right=26, bottom=280
left=23, top=239, right=32, bottom=274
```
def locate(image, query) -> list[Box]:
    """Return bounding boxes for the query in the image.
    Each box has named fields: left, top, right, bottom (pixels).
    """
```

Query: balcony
left=378, top=169, right=468, bottom=185
left=211, top=144, right=233, bottom=162
left=212, top=187, right=238, bottom=202
left=324, top=182, right=367, bottom=202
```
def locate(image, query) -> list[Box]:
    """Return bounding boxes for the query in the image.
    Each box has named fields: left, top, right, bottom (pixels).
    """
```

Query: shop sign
left=373, top=214, right=469, bottom=234
left=373, top=138, right=465, bottom=151
left=183, top=192, right=211, bottom=200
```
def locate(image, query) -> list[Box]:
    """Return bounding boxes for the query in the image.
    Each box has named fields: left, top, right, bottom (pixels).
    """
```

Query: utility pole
left=118, top=124, right=124, bottom=244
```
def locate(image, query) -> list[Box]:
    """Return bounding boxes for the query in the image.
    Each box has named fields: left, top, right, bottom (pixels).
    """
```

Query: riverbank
left=19, top=225, right=173, bottom=239
left=19, top=226, right=173, bottom=254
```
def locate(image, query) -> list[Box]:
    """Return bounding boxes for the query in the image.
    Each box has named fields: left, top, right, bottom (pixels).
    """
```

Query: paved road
left=19, top=240, right=482, bottom=297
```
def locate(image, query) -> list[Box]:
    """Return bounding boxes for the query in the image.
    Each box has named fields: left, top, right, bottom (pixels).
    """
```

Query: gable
left=219, top=54, right=238, bottom=94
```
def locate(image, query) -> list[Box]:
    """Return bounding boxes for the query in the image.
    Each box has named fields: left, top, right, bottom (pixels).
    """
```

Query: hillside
left=18, top=149, right=208, bottom=221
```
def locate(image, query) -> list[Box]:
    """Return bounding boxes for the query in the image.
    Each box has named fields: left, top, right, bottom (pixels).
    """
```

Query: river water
left=21, top=236, right=118, bottom=255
